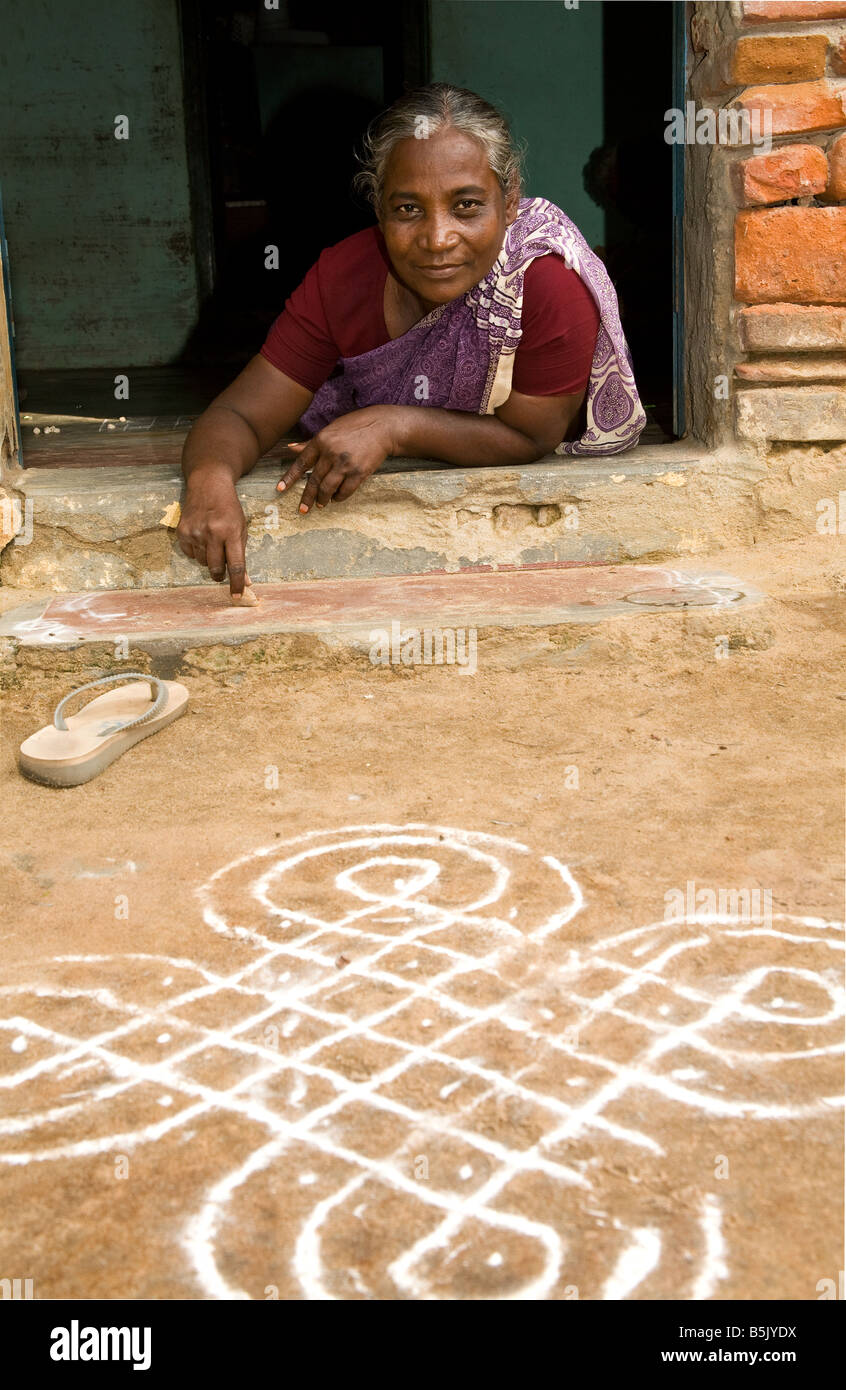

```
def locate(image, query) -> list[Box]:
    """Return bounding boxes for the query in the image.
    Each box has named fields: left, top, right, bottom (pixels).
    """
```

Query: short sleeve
left=260, top=258, right=341, bottom=393
left=512, top=255, right=600, bottom=397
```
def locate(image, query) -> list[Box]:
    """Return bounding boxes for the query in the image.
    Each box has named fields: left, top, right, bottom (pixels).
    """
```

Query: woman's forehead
left=383, top=129, right=496, bottom=195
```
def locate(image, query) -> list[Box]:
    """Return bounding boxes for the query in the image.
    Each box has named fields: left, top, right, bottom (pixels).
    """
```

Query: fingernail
left=277, top=481, right=285, bottom=491
left=299, top=504, right=309, bottom=514
left=316, top=503, right=325, bottom=509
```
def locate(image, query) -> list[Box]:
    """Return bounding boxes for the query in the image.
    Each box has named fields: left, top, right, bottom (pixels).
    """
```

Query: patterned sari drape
left=300, top=197, right=646, bottom=457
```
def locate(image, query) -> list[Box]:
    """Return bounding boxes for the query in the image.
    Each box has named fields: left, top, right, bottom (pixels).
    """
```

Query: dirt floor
left=0, top=534, right=843, bottom=1301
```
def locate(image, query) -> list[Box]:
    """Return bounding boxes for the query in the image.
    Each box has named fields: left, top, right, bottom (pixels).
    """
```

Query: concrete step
left=0, top=561, right=766, bottom=681
left=3, top=438, right=825, bottom=593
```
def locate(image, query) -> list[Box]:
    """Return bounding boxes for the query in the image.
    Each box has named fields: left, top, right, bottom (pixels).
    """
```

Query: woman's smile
left=416, top=263, right=466, bottom=278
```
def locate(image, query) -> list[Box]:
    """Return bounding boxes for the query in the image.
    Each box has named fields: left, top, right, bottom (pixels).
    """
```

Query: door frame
left=672, top=2, right=689, bottom=440
left=0, top=184, right=22, bottom=481
left=177, top=0, right=217, bottom=312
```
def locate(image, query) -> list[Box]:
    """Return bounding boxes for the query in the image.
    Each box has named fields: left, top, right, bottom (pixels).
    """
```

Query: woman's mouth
left=417, top=264, right=464, bottom=278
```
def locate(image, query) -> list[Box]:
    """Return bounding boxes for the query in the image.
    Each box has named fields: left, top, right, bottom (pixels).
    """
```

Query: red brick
left=824, top=130, right=846, bottom=198
left=735, top=207, right=846, bottom=302
left=732, top=34, right=828, bottom=85
left=833, top=35, right=846, bottom=76
left=735, top=80, right=846, bottom=135
left=742, top=2, right=846, bottom=21
left=738, top=303, right=846, bottom=349
left=735, top=143, right=828, bottom=204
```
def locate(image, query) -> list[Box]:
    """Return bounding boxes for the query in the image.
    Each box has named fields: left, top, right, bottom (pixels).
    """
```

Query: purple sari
left=300, top=197, right=646, bottom=456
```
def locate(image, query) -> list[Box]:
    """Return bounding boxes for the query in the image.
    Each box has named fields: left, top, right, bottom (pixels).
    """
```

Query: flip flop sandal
left=18, top=672, right=189, bottom=787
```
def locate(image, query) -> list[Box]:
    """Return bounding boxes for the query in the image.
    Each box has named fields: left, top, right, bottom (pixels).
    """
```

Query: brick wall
left=689, top=0, right=846, bottom=446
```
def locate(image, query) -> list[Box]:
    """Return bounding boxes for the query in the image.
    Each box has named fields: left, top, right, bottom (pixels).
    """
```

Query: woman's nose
left=417, top=216, right=459, bottom=252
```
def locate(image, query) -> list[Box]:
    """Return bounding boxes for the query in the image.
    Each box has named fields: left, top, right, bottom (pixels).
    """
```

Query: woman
left=179, top=84, right=645, bottom=596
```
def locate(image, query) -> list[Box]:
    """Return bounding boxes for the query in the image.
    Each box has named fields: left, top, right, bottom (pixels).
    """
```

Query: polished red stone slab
left=3, top=565, right=754, bottom=647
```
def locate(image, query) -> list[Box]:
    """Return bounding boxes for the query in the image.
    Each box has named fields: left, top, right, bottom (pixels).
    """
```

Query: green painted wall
left=0, top=0, right=198, bottom=370
left=429, top=0, right=604, bottom=247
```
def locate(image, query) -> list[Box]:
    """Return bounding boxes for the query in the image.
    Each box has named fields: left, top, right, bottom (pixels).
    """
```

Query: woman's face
left=379, top=127, right=519, bottom=307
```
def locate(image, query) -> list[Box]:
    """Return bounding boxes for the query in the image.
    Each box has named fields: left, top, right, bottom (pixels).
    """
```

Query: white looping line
left=691, top=1194, right=729, bottom=1301
left=0, top=825, right=842, bottom=1302
left=601, top=1227, right=662, bottom=1300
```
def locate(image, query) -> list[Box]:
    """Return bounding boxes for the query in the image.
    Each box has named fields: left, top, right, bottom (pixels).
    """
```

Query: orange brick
left=833, top=35, right=846, bottom=76
left=735, top=355, right=846, bottom=380
left=825, top=130, right=846, bottom=198
left=736, top=80, right=846, bottom=135
left=742, top=2, right=846, bottom=20
left=736, top=143, right=828, bottom=203
left=735, top=207, right=846, bottom=302
left=732, top=34, right=828, bottom=85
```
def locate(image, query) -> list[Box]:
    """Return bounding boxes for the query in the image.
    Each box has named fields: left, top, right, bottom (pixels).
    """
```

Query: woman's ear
left=504, top=185, right=521, bottom=223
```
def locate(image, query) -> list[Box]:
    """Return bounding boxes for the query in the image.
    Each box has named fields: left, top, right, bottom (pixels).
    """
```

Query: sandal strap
left=53, top=673, right=168, bottom=735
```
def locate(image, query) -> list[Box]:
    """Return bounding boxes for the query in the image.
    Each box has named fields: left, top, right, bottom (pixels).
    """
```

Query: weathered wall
left=0, top=215, right=19, bottom=481
left=2, top=441, right=837, bottom=593
left=686, top=0, right=846, bottom=448
left=0, top=0, right=198, bottom=370
left=0, top=189, right=22, bottom=548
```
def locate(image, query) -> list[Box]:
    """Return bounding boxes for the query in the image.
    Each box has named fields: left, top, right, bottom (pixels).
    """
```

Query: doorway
left=3, top=0, right=680, bottom=473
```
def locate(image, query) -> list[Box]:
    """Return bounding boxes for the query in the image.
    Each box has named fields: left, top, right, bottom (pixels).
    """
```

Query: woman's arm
left=178, top=355, right=313, bottom=594
left=399, top=388, right=585, bottom=465
left=278, top=389, right=585, bottom=513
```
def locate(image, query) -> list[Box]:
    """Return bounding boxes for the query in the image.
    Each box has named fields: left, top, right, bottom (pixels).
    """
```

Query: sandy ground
left=0, top=535, right=843, bottom=1301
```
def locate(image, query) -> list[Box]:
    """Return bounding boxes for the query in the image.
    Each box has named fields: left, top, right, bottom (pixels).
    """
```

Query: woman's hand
left=277, top=406, right=396, bottom=512
left=177, top=468, right=249, bottom=596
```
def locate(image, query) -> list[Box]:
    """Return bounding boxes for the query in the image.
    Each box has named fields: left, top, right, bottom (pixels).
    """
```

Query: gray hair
left=353, top=83, right=524, bottom=210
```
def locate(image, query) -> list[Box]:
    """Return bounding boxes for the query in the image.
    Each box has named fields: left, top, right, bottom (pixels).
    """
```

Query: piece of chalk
left=230, top=577, right=259, bottom=606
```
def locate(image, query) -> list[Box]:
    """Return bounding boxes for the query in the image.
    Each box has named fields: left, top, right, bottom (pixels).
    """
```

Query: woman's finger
left=206, top=537, right=226, bottom=582
left=332, top=473, right=365, bottom=503
left=313, top=469, right=347, bottom=507
left=225, top=529, right=248, bottom=597
left=278, top=441, right=314, bottom=492
left=278, top=457, right=309, bottom=491
left=298, top=456, right=335, bottom=513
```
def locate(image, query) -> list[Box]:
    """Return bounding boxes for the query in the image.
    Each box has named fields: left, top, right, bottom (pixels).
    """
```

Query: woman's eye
left=455, top=200, right=482, bottom=212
